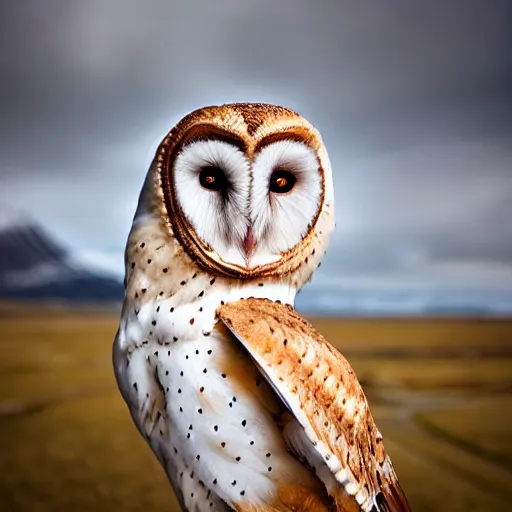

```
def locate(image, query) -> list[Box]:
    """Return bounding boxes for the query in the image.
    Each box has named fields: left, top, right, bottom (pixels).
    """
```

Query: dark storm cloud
left=0, top=0, right=511, bottom=289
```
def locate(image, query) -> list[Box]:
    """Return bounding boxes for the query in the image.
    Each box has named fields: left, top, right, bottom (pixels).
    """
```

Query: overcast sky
left=1, top=0, right=511, bottom=294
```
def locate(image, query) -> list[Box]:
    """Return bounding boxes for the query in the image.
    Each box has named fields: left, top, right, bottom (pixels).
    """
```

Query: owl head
left=126, top=103, right=334, bottom=295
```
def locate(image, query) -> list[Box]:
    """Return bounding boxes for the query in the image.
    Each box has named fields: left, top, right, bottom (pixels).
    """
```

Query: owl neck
left=212, top=279, right=297, bottom=306
left=119, top=271, right=298, bottom=350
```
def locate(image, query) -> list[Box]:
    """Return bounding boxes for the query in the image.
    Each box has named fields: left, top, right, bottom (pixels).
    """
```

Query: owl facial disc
left=155, top=103, right=334, bottom=280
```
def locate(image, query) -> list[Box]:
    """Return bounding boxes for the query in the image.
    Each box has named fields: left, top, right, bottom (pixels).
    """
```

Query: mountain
left=1, top=206, right=510, bottom=315
left=296, top=286, right=512, bottom=317
left=0, top=206, right=124, bottom=303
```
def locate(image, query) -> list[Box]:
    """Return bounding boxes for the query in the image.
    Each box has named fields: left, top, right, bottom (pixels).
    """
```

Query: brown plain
left=0, top=303, right=510, bottom=511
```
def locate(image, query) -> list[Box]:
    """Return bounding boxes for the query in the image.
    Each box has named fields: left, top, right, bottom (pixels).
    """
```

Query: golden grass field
left=0, top=304, right=511, bottom=511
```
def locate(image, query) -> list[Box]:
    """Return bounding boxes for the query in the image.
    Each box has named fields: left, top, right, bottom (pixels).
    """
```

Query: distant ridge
left=296, top=286, right=512, bottom=317
left=1, top=206, right=510, bottom=316
left=0, top=205, right=123, bottom=303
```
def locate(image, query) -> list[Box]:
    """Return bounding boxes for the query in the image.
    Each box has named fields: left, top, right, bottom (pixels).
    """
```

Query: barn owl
left=113, top=103, right=411, bottom=512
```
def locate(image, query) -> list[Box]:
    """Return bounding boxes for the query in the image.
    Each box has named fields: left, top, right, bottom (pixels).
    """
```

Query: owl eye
left=269, top=170, right=296, bottom=193
left=199, top=166, right=228, bottom=191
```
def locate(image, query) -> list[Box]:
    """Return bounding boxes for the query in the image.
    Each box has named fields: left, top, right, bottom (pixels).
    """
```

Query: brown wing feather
left=218, top=298, right=411, bottom=512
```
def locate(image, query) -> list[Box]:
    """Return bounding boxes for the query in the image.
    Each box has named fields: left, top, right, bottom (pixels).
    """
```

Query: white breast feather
left=114, top=281, right=303, bottom=510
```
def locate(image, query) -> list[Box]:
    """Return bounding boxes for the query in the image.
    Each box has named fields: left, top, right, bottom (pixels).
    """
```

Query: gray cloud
left=1, top=0, right=511, bottom=291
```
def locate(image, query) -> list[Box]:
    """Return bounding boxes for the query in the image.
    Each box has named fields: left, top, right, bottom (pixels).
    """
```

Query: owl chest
left=152, top=326, right=271, bottom=446
left=139, top=323, right=291, bottom=507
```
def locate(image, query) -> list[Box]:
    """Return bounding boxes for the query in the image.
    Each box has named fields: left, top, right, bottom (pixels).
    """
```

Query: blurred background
left=0, top=1, right=511, bottom=510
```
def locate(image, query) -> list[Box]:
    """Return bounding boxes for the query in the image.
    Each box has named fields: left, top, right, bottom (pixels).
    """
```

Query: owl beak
left=243, top=226, right=257, bottom=260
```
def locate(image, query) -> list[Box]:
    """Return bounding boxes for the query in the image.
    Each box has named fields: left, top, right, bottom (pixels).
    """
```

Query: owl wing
left=217, top=298, right=411, bottom=512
